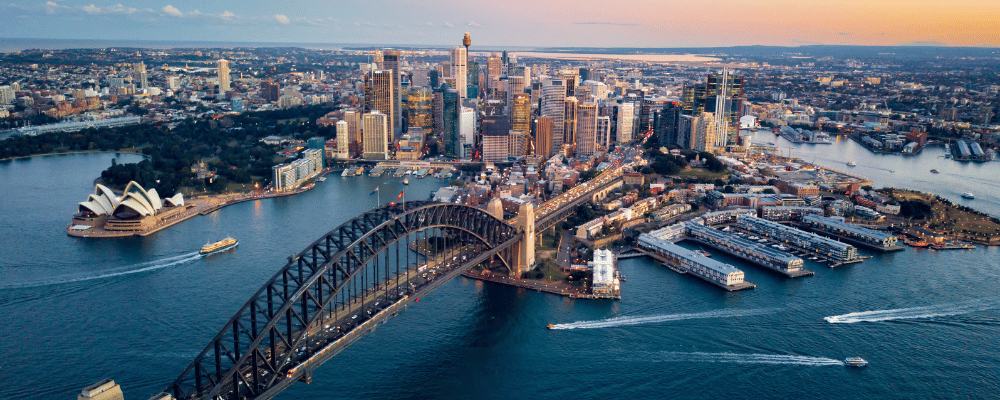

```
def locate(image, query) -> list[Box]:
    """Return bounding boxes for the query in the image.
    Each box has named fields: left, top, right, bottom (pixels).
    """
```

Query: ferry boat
left=200, top=237, right=238, bottom=255
left=393, top=169, right=407, bottom=178
left=962, top=192, right=975, bottom=199
left=316, top=176, right=327, bottom=182
left=907, top=241, right=929, bottom=248
left=844, top=357, right=868, bottom=367
left=846, top=161, right=857, bottom=167
left=930, top=169, right=940, bottom=174
left=546, top=324, right=555, bottom=329
left=403, top=177, right=409, bottom=185
left=341, top=168, right=352, bottom=177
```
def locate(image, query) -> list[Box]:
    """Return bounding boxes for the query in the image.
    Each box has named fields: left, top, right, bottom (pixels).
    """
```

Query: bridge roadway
left=178, top=235, right=522, bottom=400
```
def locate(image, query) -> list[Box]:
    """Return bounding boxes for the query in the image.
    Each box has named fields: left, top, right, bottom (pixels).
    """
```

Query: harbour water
left=1, top=152, right=999, bottom=399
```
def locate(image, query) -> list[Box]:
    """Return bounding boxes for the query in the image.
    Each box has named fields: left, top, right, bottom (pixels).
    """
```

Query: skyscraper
left=335, top=120, right=350, bottom=159
left=382, top=51, right=403, bottom=136
left=407, top=87, right=433, bottom=130
left=486, top=53, right=503, bottom=94
left=617, top=102, right=635, bottom=143
left=535, top=116, right=555, bottom=159
left=597, top=116, right=611, bottom=150
left=660, top=101, right=682, bottom=147
left=511, top=93, right=531, bottom=135
left=217, top=59, right=231, bottom=96
left=364, top=70, right=395, bottom=135
left=135, top=62, right=148, bottom=90
left=576, top=102, right=599, bottom=156
left=682, top=70, right=744, bottom=147
left=442, top=85, right=460, bottom=157
left=362, top=111, right=389, bottom=160
left=459, top=107, right=475, bottom=159
left=692, top=112, right=717, bottom=152
left=541, top=78, right=567, bottom=154
left=450, top=47, right=467, bottom=101
left=563, top=96, right=579, bottom=155
left=344, top=109, right=363, bottom=155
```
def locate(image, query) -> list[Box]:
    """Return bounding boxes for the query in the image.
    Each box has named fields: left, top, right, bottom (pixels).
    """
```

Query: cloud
left=109, top=4, right=138, bottom=14
left=274, top=14, right=290, bottom=24
left=443, top=21, right=455, bottom=27
left=838, top=32, right=850, bottom=36
left=44, top=1, right=65, bottom=15
left=161, top=5, right=182, bottom=17
left=573, top=21, right=638, bottom=26
left=220, top=10, right=235, bottom=20
left=81, top=4, right=99, bottom=14
left=467, top=21, right=482, bottom=28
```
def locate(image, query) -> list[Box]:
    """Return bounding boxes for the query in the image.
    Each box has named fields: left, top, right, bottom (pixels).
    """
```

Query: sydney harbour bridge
left=161, top=168, right=625, bottom=400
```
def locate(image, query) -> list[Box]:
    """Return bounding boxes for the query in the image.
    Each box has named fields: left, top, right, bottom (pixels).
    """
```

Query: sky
left=0, top=0, right=998, bottom=48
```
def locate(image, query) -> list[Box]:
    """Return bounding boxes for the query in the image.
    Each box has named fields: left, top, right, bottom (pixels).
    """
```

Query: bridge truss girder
left=165, top=201, right=519, bottom=400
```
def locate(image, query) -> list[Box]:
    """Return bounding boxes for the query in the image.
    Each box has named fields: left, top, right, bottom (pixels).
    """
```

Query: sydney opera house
left=72, top=181, right=185, bottom=232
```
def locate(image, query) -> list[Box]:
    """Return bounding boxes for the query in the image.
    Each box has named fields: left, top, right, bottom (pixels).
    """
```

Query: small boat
left=316, top=176, right=327, bottom=182
left=962, top=192, right=975, bottom=199
left=844, top=357, right=868, bottom=367
left=546, top=324, right=555, bottom=329
left=403, top=177, right=409, bottom=185
left=908, top=241, right=929, bottom=248
left=200, top=237, right=238, bottom=255
left=930, top=169, right=939, bottom=174
left=847, top=161, right=857, bottom=167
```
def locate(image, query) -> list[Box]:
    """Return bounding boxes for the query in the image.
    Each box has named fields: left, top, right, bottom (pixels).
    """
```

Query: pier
left=635, top=235, right=757, bottom=292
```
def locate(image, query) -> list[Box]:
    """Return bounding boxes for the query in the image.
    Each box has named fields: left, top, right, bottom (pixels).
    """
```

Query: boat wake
left=0, top=252, right=203, bottom=289
left=637, top=351, right=844, bottom=366
left=550, top=308, right=778, bottom=330
left=825, top=298, right=1000, bottom=324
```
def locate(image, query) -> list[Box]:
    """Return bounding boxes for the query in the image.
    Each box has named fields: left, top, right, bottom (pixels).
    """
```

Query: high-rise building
left=230, top=97, right=243, bottom=113
left=482, top=116, right=511, bottom=162
left=535, top=116, right=555, bottom=158
left=217, top=59, right=231, bottom=96
left=683, top=70, right=744, bottom=147
left=511, top=93, right=531, bottom=135
left=78, top=379, right=124, bottom=400
left=563, top=96, right=579, bottom=155
left=343, top=110, right=363, bottom=155
left=381, top=51, right=403, bottom=136
left=135, top=62, right=148, bottom=90
left=459, top=107, right=476, bottom=159
left=442, top=85, right=460, bottom=157
left=166, top=76, right=179, bottom=90
left=576, top=102, right=599, bottom=156
left=406, top=87, right=433, bottom=131
left=335, top=120, right=350, bottom=159
left=509, top=130, right=527, bottom=157
left=641, top=97, right=667, bottom=132
left=505, top=75, right=526, bottom=106
left=617, top=102, right=635, bottom=143
left=362, top=111, right=390, bottom=160
left=450, top=47, right=467, bottom=101
left=364, top=70, right=395, bottom=134
left=486, top=54, right=503, bottom=93
left=0, top=85, right=16, bottom=104
left=260, top=79, right=280, bottom=102
left=659, top=101, right=682, bottom=147
left=562, top=70, right=580, bottom=97
left=679, top=115, right=697, bottom=150
left=692, top=112, right=717, bottom=152
left=541, top=79, right=567, bottom=154
left=596, top=116, right=611, bottom=150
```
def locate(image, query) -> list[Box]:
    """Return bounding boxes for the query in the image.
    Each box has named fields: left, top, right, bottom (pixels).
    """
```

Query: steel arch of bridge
left=165, top=201, right=520, bottom=400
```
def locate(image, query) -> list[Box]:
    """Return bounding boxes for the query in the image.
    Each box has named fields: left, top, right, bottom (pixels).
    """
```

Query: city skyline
left=1, top=0, right=999, bottom=48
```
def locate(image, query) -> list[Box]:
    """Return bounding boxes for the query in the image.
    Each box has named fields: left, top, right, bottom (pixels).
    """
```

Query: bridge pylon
left=514, top=202, right=535, bottom=277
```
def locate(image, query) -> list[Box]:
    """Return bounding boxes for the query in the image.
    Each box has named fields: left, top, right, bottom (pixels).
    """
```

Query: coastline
left=0, top=149, right=145, bottom=162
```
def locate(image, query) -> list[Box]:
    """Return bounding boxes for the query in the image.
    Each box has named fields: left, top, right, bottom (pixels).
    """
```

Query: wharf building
left=760, top=206, right=824, bottom=222
left=685, top=223, right=808, bottom=277
left=638, top=234, right=748, bottom=288
left=78, top=379, right=124, bottom=400
left=272, top=149, right=323, bottom=191
left=737, top=215, right=859, bottom=262
left=801, top=214, right=900, bottom=251
left=694, top=209, right=757, bottom=226
left=589, top=249, right=621, bottom=298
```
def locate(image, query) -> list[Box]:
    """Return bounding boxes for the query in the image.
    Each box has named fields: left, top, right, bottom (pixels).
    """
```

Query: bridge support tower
left=515, top=202, right=535, bottom=277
